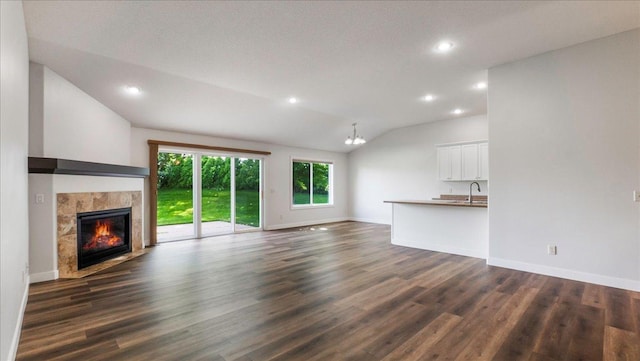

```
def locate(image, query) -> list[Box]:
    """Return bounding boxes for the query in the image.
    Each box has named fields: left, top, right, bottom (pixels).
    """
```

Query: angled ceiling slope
left=23, top=1, right=640, bottom=152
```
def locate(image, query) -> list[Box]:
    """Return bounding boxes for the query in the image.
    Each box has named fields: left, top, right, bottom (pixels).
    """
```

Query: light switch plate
left=634, top=191, right=640, bottom=202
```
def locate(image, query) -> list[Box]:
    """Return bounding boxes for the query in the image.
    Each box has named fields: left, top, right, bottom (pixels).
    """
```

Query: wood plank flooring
left=16, top=221, right=640, bottom=361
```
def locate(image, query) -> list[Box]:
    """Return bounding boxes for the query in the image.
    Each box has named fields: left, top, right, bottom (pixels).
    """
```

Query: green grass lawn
left=293, top=193, right=329, bottom=205
left=157, top=188, right=260, bottom=227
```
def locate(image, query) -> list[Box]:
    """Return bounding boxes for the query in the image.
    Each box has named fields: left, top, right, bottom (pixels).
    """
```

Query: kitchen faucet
left=469, top=182, right=481, bottom=204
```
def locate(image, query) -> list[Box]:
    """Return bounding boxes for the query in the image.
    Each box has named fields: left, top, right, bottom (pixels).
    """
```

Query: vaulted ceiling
left=23, top=1, right=640, bottom=152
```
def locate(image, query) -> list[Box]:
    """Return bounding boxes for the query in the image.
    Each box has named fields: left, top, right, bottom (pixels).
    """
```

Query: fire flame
left=82, top=220, right=123, bottom=251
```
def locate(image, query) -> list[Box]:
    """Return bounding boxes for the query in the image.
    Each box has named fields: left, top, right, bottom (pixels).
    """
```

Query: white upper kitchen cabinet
left=437, top=145, right=461, bottom=180
left=461, top=144, right=479, bottom=180
left=437, top=141, right=488, bottom=181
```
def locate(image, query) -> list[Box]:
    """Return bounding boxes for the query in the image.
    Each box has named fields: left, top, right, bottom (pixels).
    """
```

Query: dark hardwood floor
left=17, top=222, right=640, bottom=361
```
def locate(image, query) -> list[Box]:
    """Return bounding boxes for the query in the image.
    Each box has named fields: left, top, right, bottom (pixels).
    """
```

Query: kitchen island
left=384, top=199, right=488, bottom=259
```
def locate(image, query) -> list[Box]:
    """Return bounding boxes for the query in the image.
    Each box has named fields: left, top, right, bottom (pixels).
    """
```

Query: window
left=292, top=160, right=332, bottom=206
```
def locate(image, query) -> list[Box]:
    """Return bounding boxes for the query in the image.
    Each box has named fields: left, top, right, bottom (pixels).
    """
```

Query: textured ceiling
left=23, top=1, right=640, bottom=152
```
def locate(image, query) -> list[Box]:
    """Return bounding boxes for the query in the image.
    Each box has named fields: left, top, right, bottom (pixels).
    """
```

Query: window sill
left=291, top=204, right=335, bottom=210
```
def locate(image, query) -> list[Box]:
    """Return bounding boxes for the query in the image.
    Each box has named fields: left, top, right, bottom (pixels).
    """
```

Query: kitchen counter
left=384, top=199, right=488, bottom=208
left=385, top=197, right=488, bottom=259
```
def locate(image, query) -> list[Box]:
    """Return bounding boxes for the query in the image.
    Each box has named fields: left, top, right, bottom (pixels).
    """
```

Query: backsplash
left=438, top=181, right=488, bottom=197
left=437, top=194, right=488, bottom=202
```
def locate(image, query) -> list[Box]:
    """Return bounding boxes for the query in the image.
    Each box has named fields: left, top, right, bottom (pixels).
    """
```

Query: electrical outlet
left=35, top=193, right=44, bottom=204
left=634, top=191, right=640, bottom=202
left=547, top=245, right=557, bottom=255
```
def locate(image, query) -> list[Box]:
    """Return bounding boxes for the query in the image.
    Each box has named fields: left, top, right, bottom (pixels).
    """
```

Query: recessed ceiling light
left=288, top=97, right=298, bottom=104
left=474, top=82, right=487, bottom=90
left=452, top=108, right=464, bottom=115
left=125, top=85, right=141, bottom=95
left=423, top=94, right=435, bottom=102
left=434, top=41, right=454, bottom=53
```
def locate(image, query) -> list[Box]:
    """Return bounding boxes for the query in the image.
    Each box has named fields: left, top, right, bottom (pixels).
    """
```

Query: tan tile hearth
left=56, top=191, right=144, bottom=278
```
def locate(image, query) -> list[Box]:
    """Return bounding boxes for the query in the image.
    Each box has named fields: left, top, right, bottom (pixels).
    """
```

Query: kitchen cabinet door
left=461, top=144, right=479, bottom=180
left=450, top=145, right=461, bottom=180
left=437, top=145, right=461, bottom=180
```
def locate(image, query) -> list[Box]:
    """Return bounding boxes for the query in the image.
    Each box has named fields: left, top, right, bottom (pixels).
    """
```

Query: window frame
left=290, top=157, right=334, bottom=209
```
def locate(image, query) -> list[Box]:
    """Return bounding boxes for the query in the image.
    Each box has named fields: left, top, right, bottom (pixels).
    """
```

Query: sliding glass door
left=200, top=155, right=232, bottom=236
left=156, top=152, right=195, bottom=242
left=157, top=151, right=262, bottom=242
left=234, top=158, right=261, bottom=231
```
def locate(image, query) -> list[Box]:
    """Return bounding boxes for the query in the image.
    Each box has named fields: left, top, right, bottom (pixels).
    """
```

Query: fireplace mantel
left=28, top=157, right=149, bottom=178
left=28, top=172, right=147, bottom=283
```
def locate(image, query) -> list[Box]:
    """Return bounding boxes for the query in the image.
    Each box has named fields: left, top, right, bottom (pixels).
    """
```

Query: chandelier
left=345, top=123, right=366, bottom=145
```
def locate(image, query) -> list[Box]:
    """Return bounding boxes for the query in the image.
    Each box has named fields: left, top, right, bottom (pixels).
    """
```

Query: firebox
left=76, top=207, right=132, bottom=269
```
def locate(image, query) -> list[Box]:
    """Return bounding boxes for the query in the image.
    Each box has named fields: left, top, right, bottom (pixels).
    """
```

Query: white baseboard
left=264, top=217, right=350, bottom=231
left=7, top=276, right=29, bottom=361
left=392, top=237, right=487, bottom=259
left=29, top=270, right=59, bottom=284
left=349, top=217, right=391, bottom=225
left=487, top=257, right=640, bottom=292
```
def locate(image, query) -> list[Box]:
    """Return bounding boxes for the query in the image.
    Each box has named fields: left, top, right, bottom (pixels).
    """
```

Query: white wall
left=28, top=174, right=144, bottom=283
left=130, top=127, right=349, bottom=240
left=26, top=65, right=141, bottom=284
left=488, top=29, right=640, bottom=290
left=348, top=115, right=488, bottom=224
left=0, top=2, right=30, bottom=360
left=29, top=63, right=131, bottom=165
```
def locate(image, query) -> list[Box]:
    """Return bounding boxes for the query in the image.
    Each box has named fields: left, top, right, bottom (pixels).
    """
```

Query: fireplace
left=76, top=207, right=132, bottom=269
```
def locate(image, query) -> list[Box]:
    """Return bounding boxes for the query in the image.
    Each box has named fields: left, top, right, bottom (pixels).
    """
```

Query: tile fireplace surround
left=57, top=191, right=144, bottom=278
